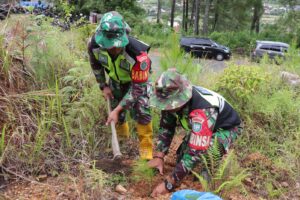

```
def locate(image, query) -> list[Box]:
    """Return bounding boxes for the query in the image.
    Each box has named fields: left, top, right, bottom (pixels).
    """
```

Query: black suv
left=180, top=37, right=231, bottom=61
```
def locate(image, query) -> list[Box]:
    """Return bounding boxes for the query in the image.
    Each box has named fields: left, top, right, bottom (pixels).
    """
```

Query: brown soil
left=1, top=135, right=299, bottom=200
left=1, top=22, right=298, bottom=200
left=95, top=158, right=132, bottom=174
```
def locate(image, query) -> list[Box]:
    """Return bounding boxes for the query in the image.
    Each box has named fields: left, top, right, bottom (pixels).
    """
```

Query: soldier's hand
left=148, top=157, right=164, bottom=175
left=102, top=86, right=114, bottom=100
left=150, top=181, right=168, bottom=198
left=106, top=105, right=123, bottom=126
left=106, top=109, right=119, bottom=125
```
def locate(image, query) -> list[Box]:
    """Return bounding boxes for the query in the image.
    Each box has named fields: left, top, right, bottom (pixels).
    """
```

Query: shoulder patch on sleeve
left=131, top=52, right=150, bottom=83
left=188, top=109, right=212, bottom=151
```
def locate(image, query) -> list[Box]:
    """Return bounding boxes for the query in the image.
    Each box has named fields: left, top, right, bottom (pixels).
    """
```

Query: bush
left=0, top=15, right=109, bottom=176
left=133, top=23, right=173, bottom=48
left=211, top=61, right=300, bottom=198
left=215, top=65, right=269, bottom=113
left=260, top=12, right=300, bottom=48
left=209, top=31, right=258, bottom=55
left=209, top=13, right=300, bottom=56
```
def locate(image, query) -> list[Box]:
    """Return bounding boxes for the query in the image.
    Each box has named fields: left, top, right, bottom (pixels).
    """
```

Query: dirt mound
left=95, top=158, right=132, bottom=174
left=126, top=133, right=204, bottom=199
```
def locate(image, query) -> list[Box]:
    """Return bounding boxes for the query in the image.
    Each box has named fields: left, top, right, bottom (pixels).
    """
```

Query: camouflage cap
left=95, top=11, right=131, bottom=49
left=151, top=68, right=193, bottom=110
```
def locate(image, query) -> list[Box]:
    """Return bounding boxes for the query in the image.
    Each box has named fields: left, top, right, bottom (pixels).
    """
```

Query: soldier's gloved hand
left=148, top=156, right=164, bottom=175
left=102, top=86, right=114, bottom=100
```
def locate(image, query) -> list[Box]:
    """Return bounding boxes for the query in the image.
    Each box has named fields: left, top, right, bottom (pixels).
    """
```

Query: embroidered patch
left=98, top=53, right=108, bottom=65
left=140, top=61, right=148, bottom=70
left=120, top=59, right=130, bottom=71
left=188, top=109, right=212, bottom=150
left=189, top=133, right=211, bottom=150
left=191, top=116, right=204, bottom=133
left=131, top=70, right=148, bottom=82
left=192, top=121, right=202, bottom=133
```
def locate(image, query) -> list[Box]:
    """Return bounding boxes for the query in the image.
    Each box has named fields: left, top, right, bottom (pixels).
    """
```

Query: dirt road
left=149, top=52, right=250, bottom=73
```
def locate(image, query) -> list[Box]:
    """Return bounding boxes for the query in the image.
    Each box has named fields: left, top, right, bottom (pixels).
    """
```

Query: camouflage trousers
left=176, top=126, right=243, bottom=166
left=109, top=79, right=152, bottom=125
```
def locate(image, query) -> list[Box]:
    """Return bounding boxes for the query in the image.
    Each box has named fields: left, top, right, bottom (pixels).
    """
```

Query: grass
left=84, top=162, right=109, bottom=194
left=1, top=14, right=300, bottom=199
left=158, top=33, right=300, bottom=199
left=132, top=159, right=155, bottom=183
left=0, top=124, right=6, bottom=164
left=0, top=15, right=109, bottom=178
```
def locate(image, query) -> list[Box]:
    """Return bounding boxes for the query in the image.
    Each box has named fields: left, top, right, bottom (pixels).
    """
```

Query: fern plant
left=193, top=147, right=249, bottom=197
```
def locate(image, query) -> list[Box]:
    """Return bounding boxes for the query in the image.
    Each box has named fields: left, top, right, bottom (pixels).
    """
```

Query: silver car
left=252, top=40, right=289, bottom=62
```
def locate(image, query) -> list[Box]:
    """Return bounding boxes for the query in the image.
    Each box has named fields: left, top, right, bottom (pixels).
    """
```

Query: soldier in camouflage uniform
left=87, top=11, right=153, bottom=160
left=148, top=68, right=242, bottom=197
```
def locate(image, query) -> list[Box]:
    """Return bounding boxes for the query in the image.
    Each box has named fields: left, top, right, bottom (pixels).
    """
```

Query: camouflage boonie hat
left=95, top=11, right=131, bottom=49
left=151, top=68, right=193, bottom=110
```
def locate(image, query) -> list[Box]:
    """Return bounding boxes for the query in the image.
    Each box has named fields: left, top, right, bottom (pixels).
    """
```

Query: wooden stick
left=106, top=98, right=122, bottom=159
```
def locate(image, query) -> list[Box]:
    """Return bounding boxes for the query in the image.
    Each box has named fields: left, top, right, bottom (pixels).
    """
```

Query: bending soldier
left=88, top=11, right=153, bottom=160
left=148, top=68, right=242, bottom=197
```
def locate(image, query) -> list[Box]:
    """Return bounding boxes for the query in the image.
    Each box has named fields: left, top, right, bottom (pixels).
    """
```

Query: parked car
left=180, top=37, right=231, bottom=61
left=251, top=40, right=289, bottom=62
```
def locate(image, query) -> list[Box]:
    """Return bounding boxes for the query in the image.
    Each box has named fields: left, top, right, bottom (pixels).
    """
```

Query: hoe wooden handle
left=107, top=98, right=122, bottom=159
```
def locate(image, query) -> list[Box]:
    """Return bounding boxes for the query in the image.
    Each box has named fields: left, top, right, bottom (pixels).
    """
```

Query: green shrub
left=209, top=16, right=300, bottom=56
left=0, top=15, right=109, bottom=175
left=250, top=89, right=300, bottom=131
left=260, top=12, right=300, bottom=48
left=283, top=41, right=300, bottom=73
left=210, top=31, right=257, bottom=55
left=133, top=23, right=173, bottom=48
left=0, top=34, right=12, bottom=75
left=75, top=23, right=96, bottom=52
left=215, top=65, right=269, bottom=112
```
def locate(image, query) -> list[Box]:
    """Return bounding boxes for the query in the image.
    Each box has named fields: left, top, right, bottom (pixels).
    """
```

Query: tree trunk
left=157, top=0, right=162, bottom=23
left=170, top=0, right=176, bottom=28
left=185, top=0, right=189, bottom=31
left=256, top=18, right=260, bottom=33
left=250, top=7, right=258, bottom=32
left=194, top=0, right=200, bottom=35
left=190, top=0, right=196, bottom=27
left=202, top=0, right=211, bottom=35
left=212, top=0, right=219, bottom=31
left=251, top=0, right=263, bottom=33
left=182, top=0, right=186, bottom=31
